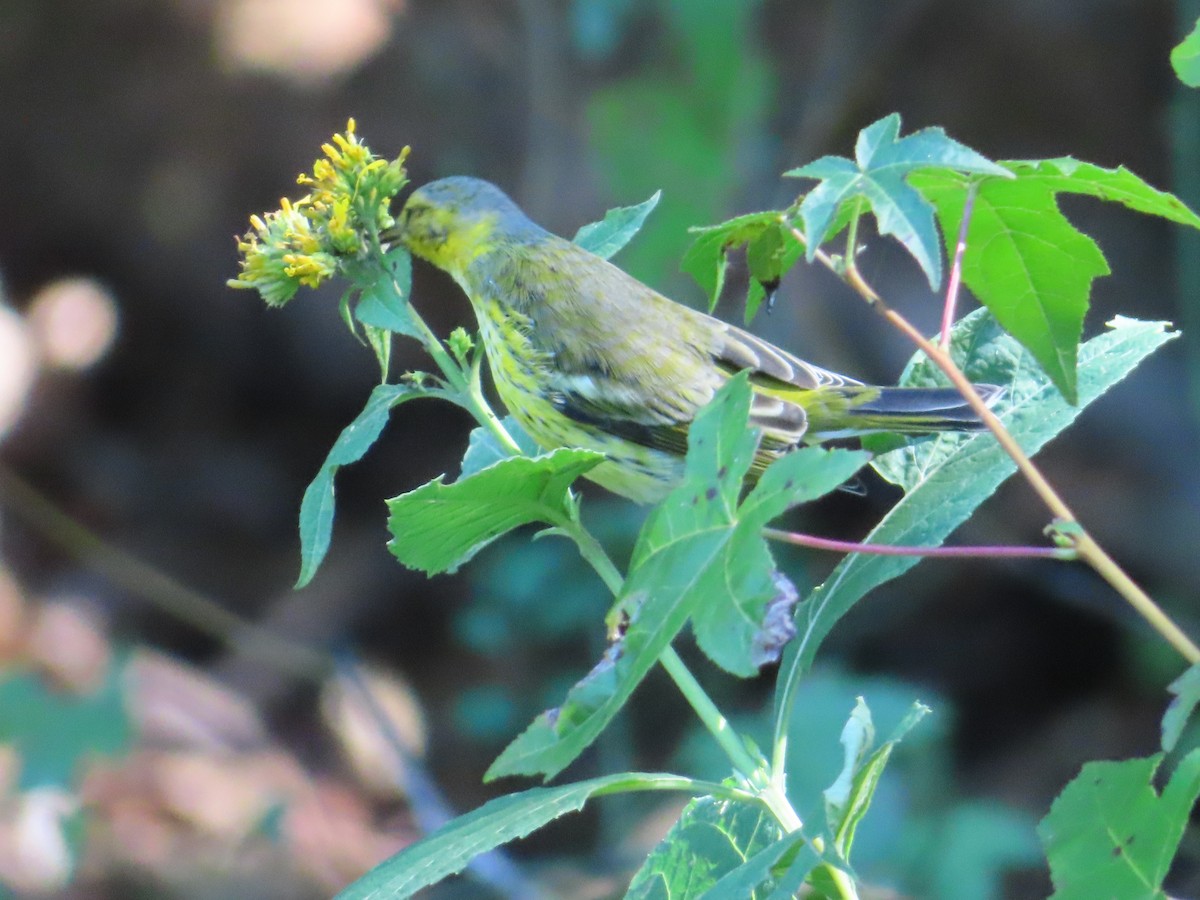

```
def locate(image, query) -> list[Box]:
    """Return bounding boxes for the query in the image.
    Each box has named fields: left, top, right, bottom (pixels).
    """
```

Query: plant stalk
left=386, top=271, right=523, bottom=456
left=656, top=645, right=765, bottom=784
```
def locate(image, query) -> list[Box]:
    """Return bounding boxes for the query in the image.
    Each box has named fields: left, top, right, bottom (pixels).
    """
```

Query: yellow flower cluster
left=298, top=120, right=411, bottom=252
left=228, top=120, right=410, bottom=307
left=229, top=198, right=337, bottom=307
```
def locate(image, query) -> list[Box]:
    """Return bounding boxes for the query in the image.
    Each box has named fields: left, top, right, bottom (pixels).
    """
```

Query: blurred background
left=1, top=0, right=1199, bottom=897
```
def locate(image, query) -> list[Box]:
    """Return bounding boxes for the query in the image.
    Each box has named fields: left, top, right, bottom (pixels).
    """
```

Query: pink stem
left=940, top=182, right=978, bottom=350
left=762, top=527, right=1074, bottom=560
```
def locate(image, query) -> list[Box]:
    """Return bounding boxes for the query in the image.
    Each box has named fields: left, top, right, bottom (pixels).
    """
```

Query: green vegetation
left=226, top=91, right=1200, bottom=896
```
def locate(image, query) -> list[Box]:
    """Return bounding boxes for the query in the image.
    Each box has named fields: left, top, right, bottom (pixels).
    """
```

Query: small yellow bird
left=395, top=177, right=994, bottom=503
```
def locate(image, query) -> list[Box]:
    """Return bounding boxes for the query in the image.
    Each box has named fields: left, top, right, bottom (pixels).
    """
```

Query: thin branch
left=0, top=464, right=330, bottom=681
left=763, top=528, right=1075, bottom=560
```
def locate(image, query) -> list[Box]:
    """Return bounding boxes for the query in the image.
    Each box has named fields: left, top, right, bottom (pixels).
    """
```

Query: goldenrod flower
left=229, top=120, right=409, bottom=306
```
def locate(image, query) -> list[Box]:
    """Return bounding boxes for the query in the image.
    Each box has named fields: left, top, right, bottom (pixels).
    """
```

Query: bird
left=392, top=176, right=996, bottom=504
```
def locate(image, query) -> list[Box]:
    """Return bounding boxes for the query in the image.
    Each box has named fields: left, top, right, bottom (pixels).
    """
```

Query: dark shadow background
left=2, top=1, right=1199, bottom=897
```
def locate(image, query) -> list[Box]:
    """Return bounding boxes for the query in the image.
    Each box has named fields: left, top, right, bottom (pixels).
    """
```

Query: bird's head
left=392, top=177, right=543, bottom=275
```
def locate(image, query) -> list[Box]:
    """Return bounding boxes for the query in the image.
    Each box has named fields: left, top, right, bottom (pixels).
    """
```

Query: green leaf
left=775, top=311, right=1178, bottom=742
left=297, top=383, right=429, bottom=587
left=1039, top=750, right=1200, bottom=899
left=1163, top=664, right=1200, bottom=753
left=335, top=773, right=703, bottom=900
left=921, top=168, right=1097, bottom=404
left=459, top=416, right=541, bottom=479
left=1172, top=18, right=1200, bottom=87
left=688, top=448, right=864, bottom=676
left=352, top=249, right=420, bottom=339
left=998, top=158, right=1200, bottom=228
left=682, top=212, right=785, bottom=310
left=745, top=221, right=785, bottom=289
left=0, top=659, right=132, bottom=789
left=386, top=448, right=605, bottom=575
left=787, top=113, right=1010, bottom=288
left=624, top=798, right=821, bottom=898
left=362, top=323, right=391, bottom=380
left=913, top=159, right=1199, bottom=402
left=824, top=700, right=929, bottom=861
left=625, top=796, right=786, bottom=899
left=703, top=831, right=818, bottom=900
left=573, top=190, right=662, bottom=260
left=348, top=250, right=420, bottom=381
left=488, top=375, right=868, bottom=781
left=743, top=223, right=805, bottom=320
left=822, top=698, right=873, bottom=846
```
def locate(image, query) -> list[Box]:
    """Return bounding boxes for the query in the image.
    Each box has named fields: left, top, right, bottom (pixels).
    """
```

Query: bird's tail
left=806, top=384, right=1003, bottom=439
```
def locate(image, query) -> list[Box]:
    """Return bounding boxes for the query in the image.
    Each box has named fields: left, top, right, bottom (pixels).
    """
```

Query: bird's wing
left=546, top=371, right=694, bottom=457
left=546, top=313, right=828, bottom=455
left=709, top=318, right=872, bottom=447
left=536, top=246, right=857, bottom=455
left=714, top=319, right=861, bottom=391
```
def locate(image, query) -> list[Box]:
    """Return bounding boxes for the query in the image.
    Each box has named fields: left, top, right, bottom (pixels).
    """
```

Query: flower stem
left=564, top=516, right=624, bottom=596
left=464, top=350, right=524, bottom=455
left=825, top=864, right=862, bottom=900
left=760, top=779, right=804, bottom=833
left=568, top=522, right=759, bottom=775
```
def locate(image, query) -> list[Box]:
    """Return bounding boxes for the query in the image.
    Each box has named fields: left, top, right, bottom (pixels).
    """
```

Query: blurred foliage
left=0, top=660, right=131, bottom=790
left=586, top=0, right=773, bottom=292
